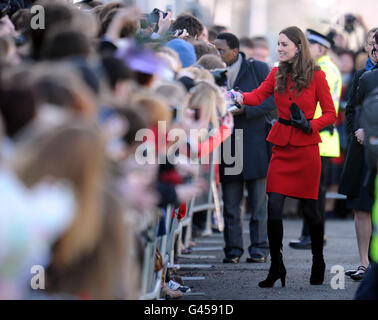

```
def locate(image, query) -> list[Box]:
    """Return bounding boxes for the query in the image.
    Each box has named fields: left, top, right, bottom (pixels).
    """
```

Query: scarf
left=227, top=53, right=242, bottom=89
left=366, top=57, right=375, bottom=71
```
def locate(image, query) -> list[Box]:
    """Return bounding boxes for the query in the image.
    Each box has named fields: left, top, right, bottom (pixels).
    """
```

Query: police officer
left=289, top=29, right=342, bottom=249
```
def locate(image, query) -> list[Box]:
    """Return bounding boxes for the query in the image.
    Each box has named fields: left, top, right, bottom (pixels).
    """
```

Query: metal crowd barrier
left=139, top=214, right=162, bottom=300
left=138, top=151, right=223, bottom=300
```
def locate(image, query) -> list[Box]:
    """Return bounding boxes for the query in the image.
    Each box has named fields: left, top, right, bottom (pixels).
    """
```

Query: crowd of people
left=0, top=0, right=377, bottom=299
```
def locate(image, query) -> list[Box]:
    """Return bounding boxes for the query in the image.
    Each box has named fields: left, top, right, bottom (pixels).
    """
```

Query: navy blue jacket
left=219, top=53, right=276, bottom=183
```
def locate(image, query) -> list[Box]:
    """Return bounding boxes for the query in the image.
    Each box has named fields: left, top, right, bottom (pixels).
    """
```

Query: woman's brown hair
left=13, top=123, right=106, bottom=269
left=275, top=26, right=320, bottom=94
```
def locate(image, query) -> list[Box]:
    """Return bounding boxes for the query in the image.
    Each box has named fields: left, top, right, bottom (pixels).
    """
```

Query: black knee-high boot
left=308, top=222, right=326, bottom=285
left=258, top=219, right=286, bottom=288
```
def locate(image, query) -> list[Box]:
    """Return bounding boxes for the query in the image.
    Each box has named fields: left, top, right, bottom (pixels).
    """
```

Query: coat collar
left=233, top=52, right=249, bottom=88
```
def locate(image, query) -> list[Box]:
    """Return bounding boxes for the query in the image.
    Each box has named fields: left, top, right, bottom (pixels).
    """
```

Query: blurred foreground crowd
left=0, top=0, right=235, bottom=299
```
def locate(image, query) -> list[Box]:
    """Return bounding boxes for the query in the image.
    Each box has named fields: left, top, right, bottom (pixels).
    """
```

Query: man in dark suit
left=215, top=32, right=276, bottom=263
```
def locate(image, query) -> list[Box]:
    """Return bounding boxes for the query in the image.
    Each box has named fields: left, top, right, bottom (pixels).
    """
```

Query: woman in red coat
left=234, top=26, right=336, bottom=288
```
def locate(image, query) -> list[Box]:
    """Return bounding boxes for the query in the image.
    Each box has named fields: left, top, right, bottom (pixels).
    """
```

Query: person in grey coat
left=215, top=32, right=276, bottom=263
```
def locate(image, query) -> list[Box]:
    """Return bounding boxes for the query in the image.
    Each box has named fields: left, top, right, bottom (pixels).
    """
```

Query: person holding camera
left=234, top=26, right=336, bottom=287
left=214, top=32, right=276, bottom=264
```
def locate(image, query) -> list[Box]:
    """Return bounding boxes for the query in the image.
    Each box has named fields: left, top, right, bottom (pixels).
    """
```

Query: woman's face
left=277, top=33, right=298, bottom=62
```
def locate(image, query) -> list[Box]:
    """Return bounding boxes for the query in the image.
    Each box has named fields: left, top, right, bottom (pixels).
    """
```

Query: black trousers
left=354, top=262, right=378, bottom=300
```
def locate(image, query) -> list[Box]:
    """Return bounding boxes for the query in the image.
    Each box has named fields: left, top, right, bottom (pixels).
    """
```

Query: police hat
left=306, top=29, right=333, bottom=49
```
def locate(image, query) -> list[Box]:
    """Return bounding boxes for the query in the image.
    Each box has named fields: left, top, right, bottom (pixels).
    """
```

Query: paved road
left=176, top=218, right=362, bottom=300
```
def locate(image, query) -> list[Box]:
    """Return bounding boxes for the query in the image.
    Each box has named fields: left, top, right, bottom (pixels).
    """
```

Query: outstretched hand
left=157, top=11, right=172, bottom=36
left=235, top=91, right=244, bottom=105
left=221, top=112, right=234, bottom=130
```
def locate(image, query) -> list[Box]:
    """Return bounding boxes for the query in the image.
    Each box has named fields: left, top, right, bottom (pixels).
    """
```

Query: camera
left=210, top=68, right=227, bottom=87
left=149, top=8, right=168, bottom=32
left=149, top=8, right=168, bottom=25
left=225, top=89, right=242, bottom=112
left=174, top=29, right=184, bottom=37
left=139, top=8, right=168, bottom=33
left=344, top=14, right=356, bottom=34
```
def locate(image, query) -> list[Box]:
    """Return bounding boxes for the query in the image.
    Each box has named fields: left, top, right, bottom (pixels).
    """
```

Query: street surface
left=177, top=218, right=361, bottom=300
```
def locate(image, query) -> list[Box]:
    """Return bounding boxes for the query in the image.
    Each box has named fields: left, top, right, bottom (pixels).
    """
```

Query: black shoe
left=289, top=235, right=312, bottom=250
left=346, top=265, right=367, bottom=277
left=310, top=257, right=326, bottom=285
left=350, top=265, right=368, bottom=281
left=258, top=261, right=286, bottom=288
left=345, top=267, right=358, bottom=277
left=247, top=256, right=267, bottom=263
left=223, top=256, right=240, bottom=263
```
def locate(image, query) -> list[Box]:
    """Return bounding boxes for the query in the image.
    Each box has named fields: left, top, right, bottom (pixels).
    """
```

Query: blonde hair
left=178, top=66, right=214, bottom=82
left=156, top=47, right=182, bottom=73
left=154, top=81, right=187, bottom=104
left=186, top=80, right=226, bottom=130
left=130, top=93, right=172, bottom=128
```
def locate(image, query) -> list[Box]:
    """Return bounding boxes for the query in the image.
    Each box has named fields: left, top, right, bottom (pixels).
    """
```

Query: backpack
left=360, top=87, right=378, bottom=169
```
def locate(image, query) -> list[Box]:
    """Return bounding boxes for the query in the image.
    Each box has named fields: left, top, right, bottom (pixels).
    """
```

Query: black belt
left=278, top=117, right=313, bottom=126
left=278, top=118, right=291, bottom=126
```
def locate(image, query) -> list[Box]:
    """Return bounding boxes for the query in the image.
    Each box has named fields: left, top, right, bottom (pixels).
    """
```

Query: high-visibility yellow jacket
left=371, top=172, right=378, bottom=262
left=314, top=55, right=342, bottom=157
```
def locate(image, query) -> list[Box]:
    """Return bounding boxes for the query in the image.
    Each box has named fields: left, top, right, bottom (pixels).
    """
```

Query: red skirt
left=266, top=144, right=321, bottom=199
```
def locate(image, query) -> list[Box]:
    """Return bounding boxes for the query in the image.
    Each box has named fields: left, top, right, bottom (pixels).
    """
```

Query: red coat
left=242, top=67, right=337, bottom=199
left=243, top=67, right=337, bottom=146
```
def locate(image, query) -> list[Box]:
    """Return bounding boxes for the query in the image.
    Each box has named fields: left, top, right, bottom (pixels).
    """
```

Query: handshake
left=225, top=89, right=244, bottom=113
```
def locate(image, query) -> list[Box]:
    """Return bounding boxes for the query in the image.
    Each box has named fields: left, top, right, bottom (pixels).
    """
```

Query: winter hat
left=166, top=39, right=196, bottom=68
left=115, top=42, right=164, bottom=75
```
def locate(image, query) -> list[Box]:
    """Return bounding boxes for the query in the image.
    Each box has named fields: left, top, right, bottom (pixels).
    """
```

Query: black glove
left=320, top=125, right=335, bottom=135
left=290, top=103, right=312, bottom=134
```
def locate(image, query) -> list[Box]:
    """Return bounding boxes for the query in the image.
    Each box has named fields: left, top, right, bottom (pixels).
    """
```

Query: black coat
left=219, top=54, right=276, bottom=183
left=357, top=65, right=378, bottom=103
left=339, top=66, right=377, bottom=197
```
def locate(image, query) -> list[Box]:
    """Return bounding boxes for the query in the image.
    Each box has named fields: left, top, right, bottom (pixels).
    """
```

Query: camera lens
left=344, top=14, right=356, bottom=33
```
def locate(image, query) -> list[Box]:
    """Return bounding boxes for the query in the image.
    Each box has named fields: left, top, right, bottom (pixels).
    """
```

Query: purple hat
left=115, top=43, right=164, bottom=75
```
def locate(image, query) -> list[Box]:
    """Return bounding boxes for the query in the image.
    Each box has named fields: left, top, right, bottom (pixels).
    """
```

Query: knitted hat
left=166, top=39, right=196, bottom=68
